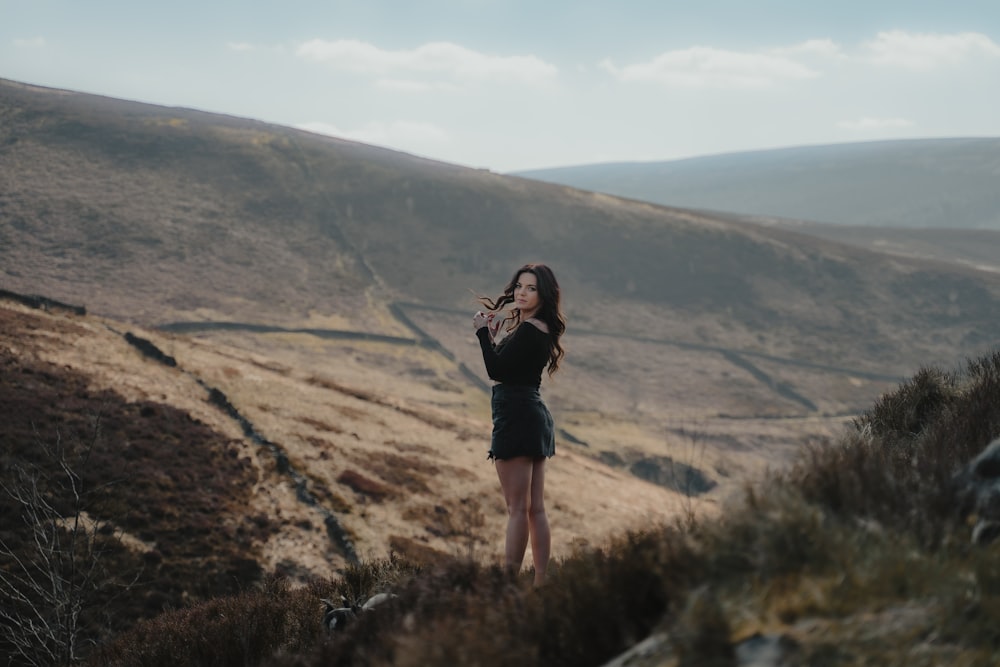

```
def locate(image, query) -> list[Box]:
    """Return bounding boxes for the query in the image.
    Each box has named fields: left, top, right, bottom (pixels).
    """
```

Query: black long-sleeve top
left=476, top=322, right=551, bottom=387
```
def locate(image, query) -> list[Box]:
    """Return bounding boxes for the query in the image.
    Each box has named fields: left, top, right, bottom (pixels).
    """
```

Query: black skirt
left=489, top=384, right=555, bottom=461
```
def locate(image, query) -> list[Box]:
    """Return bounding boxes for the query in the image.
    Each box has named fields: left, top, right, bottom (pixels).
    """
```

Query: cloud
left=863, top=30, right=1000, bottom=69
left=770, top=39, right=845, bottom=59
left=226, top=42, right=255, bottom=52
left=837, top=117, right=916, bottom=131
left=601, top=30, right=1000, bottom=90
left=13, top=37, right=46, bottom=49
left=296, top=120, right=450, bottom=150
left=295, top=39, right=557, bottom=85
left=600, top=46, right=819, bottom=88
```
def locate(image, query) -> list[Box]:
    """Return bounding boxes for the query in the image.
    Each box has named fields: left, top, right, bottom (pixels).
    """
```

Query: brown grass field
left=1, top=299, right=706, bottom=574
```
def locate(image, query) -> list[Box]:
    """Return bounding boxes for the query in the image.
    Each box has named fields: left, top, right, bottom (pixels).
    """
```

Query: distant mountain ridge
left=514, top=138, right=1000, bottom=229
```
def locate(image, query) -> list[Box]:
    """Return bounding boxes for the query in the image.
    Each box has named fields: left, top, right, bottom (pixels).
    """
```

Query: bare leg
left=528, top=457, right=550, bottom=586
left=496, top=457, right=551, bottom=585
left=495, top=458, right=533, bottom=573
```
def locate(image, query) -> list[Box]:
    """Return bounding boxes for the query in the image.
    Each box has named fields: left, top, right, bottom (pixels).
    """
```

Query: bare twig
left=0, top=409, right=139, bottom=665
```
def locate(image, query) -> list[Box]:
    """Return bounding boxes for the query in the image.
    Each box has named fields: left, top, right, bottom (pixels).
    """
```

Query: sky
left=2, top=0, right=1000, bottom=172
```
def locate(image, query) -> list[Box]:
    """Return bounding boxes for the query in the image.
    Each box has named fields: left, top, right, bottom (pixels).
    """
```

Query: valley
left=2, top=75, right=999, bottom=608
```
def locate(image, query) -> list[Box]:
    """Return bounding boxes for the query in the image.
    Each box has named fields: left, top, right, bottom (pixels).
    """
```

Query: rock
left=734, top=633, right=801, bottom=667
left=953, top=437, right=1000, bottom=545
left=322, top=592, right=399, bottom=632
left=972, top=520, right=1000, bottom=546
left=599, top=632, right=673, bottom=667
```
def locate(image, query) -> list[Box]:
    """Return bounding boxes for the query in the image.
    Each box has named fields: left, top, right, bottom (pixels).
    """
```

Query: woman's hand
left=474, top=311, right=503, bottom=341
left=473, top=310, right=490, bottom=331
left=487, top=312, right=502, bottom=337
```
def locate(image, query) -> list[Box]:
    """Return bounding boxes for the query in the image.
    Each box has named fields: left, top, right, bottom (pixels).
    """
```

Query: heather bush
left=88, top=577, right=319, bottom=667
left=788, top=350, right=1000, bottom=546
left=51, top=350, right=1000, bottom=665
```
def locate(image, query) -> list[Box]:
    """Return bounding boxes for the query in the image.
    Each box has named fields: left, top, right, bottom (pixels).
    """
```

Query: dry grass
left=6, top=298, right=1000, bottom=666
left=0, top=301, right=695, bottom=664
left=0, top=307, right=276, bottom=659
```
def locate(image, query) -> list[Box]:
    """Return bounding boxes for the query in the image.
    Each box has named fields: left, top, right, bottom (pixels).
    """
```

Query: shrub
left=87, top=577, right=320, bottom=667
left=36, top=339, right=1000, bottom=666
left=788, top=351, right=1000, bottom=546
left=89, top=556, right=420, bottom=667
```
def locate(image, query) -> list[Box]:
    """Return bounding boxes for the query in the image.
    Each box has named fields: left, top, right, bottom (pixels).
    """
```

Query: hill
left=8, top=296, right=1000, bottom=666
left=86, top=348, right=1000, bottom=666
left=3, top=79, right=998, bottom=389
left=742, top=218, right=1000, bottom=276
left=514, top=138, right=1000, bottom=229
left=3, top=77, right=1000, bottom=661
left=5, top=75, right=1000, bottom=514
left=0, top=294, right=693, bottom=661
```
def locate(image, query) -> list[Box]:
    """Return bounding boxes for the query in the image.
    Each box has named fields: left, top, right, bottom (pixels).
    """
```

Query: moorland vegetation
left=88, top=350, right=1000, bottom=667
left=4, top=293, right=999, bottom=665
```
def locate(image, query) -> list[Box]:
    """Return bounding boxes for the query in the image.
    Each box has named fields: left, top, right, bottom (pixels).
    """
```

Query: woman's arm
left=476, top=321, right=547, bottom=381
left=473, top=310, right=506, bottom=343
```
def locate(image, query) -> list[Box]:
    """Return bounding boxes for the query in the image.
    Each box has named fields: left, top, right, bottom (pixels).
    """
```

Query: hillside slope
left=515, top=138, right=1000, bottom=229
left=2, top=298, right=689, bottom=566
left=5, top=80, right=1000, bottom=508
left=4, top=77, right=1000, bottom=516
left=746, top=218, right=1000, bottom=276
left=1, top=297, right=694, bottom=659
left=3, top=78, right=999, bottom=371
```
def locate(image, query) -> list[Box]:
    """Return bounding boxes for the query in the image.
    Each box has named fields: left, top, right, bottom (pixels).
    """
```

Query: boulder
left=953, top=437, right=1000, bottom=545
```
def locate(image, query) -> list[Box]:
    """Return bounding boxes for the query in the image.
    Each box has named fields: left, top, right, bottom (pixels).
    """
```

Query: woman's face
left=514, top=272, right=541, bottom=317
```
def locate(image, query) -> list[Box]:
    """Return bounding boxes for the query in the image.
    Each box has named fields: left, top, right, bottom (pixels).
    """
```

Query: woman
left=473, top=263, right=566, bottom=586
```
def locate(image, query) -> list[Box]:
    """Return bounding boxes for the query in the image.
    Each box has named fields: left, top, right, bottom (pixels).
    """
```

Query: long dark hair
left=477, top=263, right=566, bottom=375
